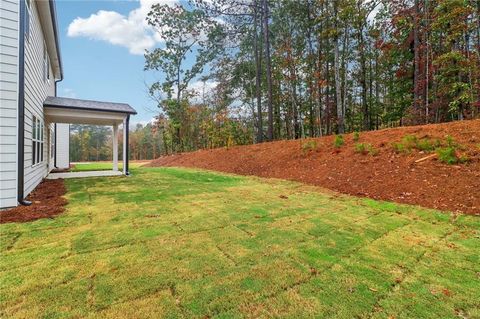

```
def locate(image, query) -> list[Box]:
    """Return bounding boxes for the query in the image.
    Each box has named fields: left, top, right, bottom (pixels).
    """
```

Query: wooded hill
left=143, top=0, right=480, bottom=154
left=71, top=1, right=480, bottom=160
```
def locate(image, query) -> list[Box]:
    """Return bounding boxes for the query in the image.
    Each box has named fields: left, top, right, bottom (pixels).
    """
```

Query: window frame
left=32, top=116, right=44, bottom=166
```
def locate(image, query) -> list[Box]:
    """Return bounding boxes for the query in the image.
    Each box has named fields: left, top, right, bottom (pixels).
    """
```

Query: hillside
left=149, top=120, right=480, bottom=215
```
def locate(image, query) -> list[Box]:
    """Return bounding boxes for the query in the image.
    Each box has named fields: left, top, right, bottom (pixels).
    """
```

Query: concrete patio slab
left=47, top=171, right=123, bottom=179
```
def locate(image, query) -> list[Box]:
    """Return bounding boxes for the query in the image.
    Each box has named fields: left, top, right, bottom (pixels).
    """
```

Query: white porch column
left=112, top=123, right=118, bottom=171
left=122, top=117, right=127, bottom=175
left=46, top=122, right=53, bottom=172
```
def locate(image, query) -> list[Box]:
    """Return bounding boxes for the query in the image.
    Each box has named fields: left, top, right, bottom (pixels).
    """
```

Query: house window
left=25, top=0, right=30, bottom=40
left=32, top=116, right=44, bottom=165
left=43, top=44, right=50, bottom=82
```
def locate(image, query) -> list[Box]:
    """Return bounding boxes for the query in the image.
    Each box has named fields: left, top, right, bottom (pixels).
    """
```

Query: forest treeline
left=72, top=0, right=480, bottom=159
left=70, top=124, right=162, bottom=161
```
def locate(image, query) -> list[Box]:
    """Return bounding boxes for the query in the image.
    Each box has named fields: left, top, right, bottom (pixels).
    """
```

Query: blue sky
left=55, top=0, right=173, bottom=126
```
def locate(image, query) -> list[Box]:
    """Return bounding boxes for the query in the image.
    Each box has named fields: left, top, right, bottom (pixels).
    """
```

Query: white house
left=0, top=0, right=136, bottom=209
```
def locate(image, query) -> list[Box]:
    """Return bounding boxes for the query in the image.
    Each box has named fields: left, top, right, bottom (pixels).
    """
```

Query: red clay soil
left=149, top=120, right=480, bottom=215
left=0, top=179, right=67, bottom=224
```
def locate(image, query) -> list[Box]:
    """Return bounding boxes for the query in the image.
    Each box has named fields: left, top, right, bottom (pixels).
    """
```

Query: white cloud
left=130, top=117, right=156, bottom=128
left=366, top=0, right=383, bottom=23
left=189, top=80, right=218, bottom=94
left=188, top=80, right=218, bottom=103
left=67, top=0, right=177, bottom=55
left=62, top=88, right=76, bottom=98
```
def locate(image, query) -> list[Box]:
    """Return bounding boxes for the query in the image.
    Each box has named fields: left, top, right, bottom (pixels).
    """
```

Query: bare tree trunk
left=333, top=1, right=344, bottom=133
left=325, top=1, right=332, bottom=135
left=316, top=3, right=324, bottom=136
left=176, top=61, right=182, bottom=151
left=326, top=59, right=331, bottom=135
left=253, top=0, right=263, bottom=143
left=317, top=49, right=323, bottom=137
left=262, top=0, right=274, bottom=141
left=477, top=0, right=480, bottom=51
left=341, top=25, right=349, bottom=131
left=306, top=0, right=316, bottom=137
left=424, top=0, right=430, bottom=122
left=413, top=0, right=422, bottom=119
left=358, top=26, right=369, bottom=130
left=476, top=0, right=480, bottom=117
left=369, top=52, right=374, bottom=128
left=153, top=135, right=156, bottom=159
left=286, top=35, right=300, bottom=139
left=374, top=43, right=380, bottom=130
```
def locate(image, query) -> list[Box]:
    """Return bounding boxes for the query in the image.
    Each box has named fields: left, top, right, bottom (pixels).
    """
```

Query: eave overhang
left=36, top=0, right=63, bottom=80
left=43, top=96, right=136, bottom=125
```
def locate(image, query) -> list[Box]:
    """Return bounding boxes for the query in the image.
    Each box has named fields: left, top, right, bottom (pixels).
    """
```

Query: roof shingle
left=44, top=96, right=137, bottom=115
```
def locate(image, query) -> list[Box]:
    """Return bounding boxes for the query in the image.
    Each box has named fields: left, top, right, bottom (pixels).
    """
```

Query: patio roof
left=43, top=96, right=133, bottom=175
left=43, top=96, right=136, bottom=126
left=44, top=96, right=137, bottom=114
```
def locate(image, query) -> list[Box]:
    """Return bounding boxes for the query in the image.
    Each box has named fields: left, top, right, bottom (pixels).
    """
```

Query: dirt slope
left=149, top=120, right=480, bottom=215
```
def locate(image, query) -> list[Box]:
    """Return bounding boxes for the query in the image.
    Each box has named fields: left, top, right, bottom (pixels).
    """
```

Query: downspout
left=54, top=79, right=63, bottom=96
left=126, top=115, right=130, bottom=175
left=51, top=0, right=63, bottom=169
left=17, top=0, right=30, bottom=206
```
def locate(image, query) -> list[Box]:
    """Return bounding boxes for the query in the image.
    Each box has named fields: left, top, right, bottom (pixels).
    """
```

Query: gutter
left=49, top=0, right=63, bottom=80
left=17, top=0, right=30, bottom=206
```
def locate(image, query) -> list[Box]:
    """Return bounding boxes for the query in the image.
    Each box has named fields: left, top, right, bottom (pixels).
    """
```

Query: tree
left=137, top=0, right=479, bottom=157
left=262, top=0, right=274, bottom=141
left=333, top=0, right=344, bottom=133
left=145, top=3, right=224, bottom=150
left=253, top=0, right=263, bottom=142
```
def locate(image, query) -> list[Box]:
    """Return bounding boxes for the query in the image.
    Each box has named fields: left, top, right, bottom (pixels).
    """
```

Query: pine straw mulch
left=0, top=179, right=67, bottom=224
left=149, top=120, right=480, bottom=215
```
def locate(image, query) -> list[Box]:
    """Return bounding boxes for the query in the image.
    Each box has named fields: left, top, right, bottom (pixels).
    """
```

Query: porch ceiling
left=43, top=96, right=136, bottom=125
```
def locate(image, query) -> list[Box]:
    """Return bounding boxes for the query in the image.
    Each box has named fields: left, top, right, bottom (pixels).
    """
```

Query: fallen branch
left=415, top=153, right=437, bottom=163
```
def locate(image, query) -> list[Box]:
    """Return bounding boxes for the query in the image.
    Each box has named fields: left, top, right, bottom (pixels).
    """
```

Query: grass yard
left=0, top=167, right=479, bottom=318
left=71, top=162, right=146, bottom=172
left=71, top=162, right=120, bottom=172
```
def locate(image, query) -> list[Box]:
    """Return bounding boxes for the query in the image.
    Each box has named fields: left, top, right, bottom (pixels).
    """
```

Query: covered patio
left=47, top=170, right=123, bottom=179
left=43, top=96, right=137, bottom=177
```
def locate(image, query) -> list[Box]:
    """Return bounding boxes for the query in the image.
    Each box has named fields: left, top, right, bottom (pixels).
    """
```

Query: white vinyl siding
left=23, top=0, right=55, bottom=197
left=42, top=42, right=49, bottom=82
left=24, top=0, right=30, bottom=41
left=0, top=0, right=19, bottom=208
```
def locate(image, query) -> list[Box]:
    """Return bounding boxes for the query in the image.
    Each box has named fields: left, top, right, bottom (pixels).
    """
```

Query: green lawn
left=1, top=167, right=479, bottom=318
left=71, top=162, right=120, bottom=172
left=71, top=162, right=145, bottom=172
